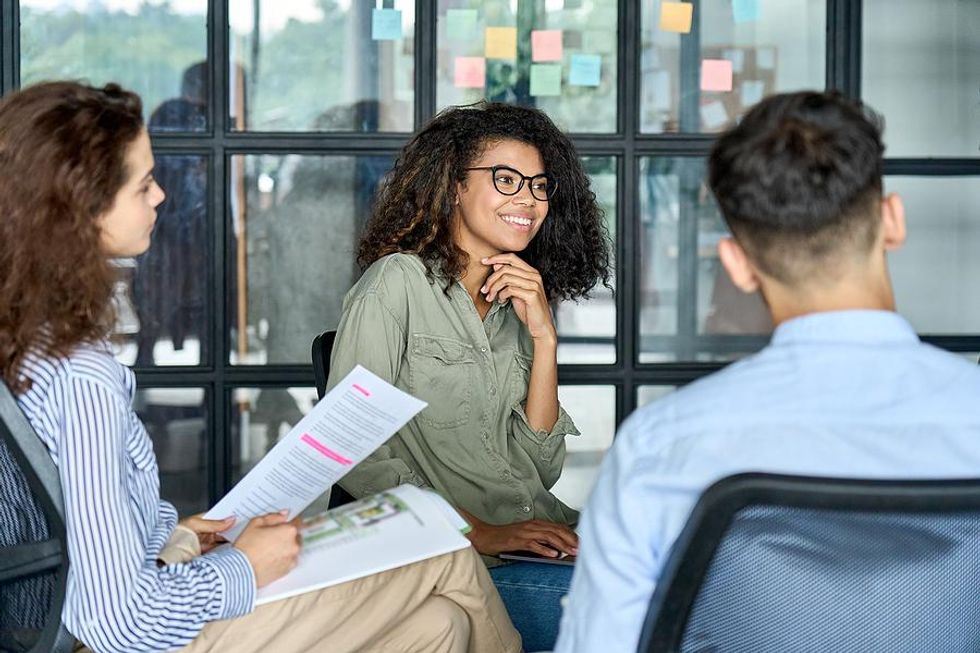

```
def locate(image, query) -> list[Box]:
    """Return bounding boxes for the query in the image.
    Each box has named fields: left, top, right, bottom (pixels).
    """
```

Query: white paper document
left=255, top=484, right=471, bottom=605
left=205, top=365, right=427, bottom=540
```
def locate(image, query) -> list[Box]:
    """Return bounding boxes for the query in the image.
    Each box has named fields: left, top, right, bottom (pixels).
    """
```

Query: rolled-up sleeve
left=510, top=402, right=580, bottom=489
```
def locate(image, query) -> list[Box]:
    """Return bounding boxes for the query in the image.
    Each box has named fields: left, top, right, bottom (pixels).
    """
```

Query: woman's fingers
left=485, top=273, right=539, bottom=302
left=482, top=253, right=535, bottom=273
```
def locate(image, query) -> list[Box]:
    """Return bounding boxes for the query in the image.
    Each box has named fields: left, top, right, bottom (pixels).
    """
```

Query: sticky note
left=530, top=64, right=562, bottom=96
left=660, top=2, right=693, bottom=34
left=593, top=6, right=618, bottom=27
left=723, top=48, right=745, bottom=74
left=569, top=54, right=602, bottom=87
left=741, top=79, right=765, bottom=106
left=583, top=29, right=616, bottom=54
left=532, top=30, right=563, bottom=62
left=701, top=101, right=728, bottom=129
left=732, top=0, right=760, bottom=23
left=445, top=9, right=478, bottom=40
left=454, top=57, right=486, bottom=89
left=757, top=47, right=775, bottom=69
left=485, top=26, right=518, bottom=59
left=701, top=59, right=733, bottom=92
left=371, top=8, right=402, bottom=41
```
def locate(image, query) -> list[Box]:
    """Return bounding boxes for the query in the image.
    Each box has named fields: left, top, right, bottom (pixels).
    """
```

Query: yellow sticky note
left=485, top=26, right=518, bottom=59
left=660, top=2, right=693, bottom=34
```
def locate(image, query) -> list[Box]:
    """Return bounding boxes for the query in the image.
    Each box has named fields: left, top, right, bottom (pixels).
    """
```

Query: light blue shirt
left=10, top=344, right=255, bottom=652
left=556, top=310, right=980, bottom=653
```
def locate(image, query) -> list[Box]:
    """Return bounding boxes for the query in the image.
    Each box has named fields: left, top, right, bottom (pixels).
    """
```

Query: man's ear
left=718, top=237, right=761, bottom=294
left=880, top=192, right=906, bottom=252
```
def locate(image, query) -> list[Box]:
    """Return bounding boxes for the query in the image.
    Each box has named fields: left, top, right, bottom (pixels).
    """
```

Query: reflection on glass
left=863, top=1, right=980, bottom=157
left=114, top=155, right=209, bottom=367
left=887, top=177, right=980, bottom=333
left=436, top=0, right=618, bottom=133
left=134, top=387, right=208, bottom=516
left=640, top=0, right=824, bottom=133
left=231, top=387, right=317, bottom=484
left=230, top=1, right=415, bottom=131
left=20, top=1, right=208, bottom=132
left=556, top=157, right=617, bottom=364
left=230, top=155, right=392, bottom=365
left=551, top=386, right=616, bottom=510
left=636, top=385, right=676, bottom=408
left=638, top=157, right=768, bottom=363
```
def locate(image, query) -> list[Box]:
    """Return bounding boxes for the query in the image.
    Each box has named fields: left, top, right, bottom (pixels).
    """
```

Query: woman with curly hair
left=327, top=101, right=611, bottom=651
left=0, top=81, right=519, bottom=653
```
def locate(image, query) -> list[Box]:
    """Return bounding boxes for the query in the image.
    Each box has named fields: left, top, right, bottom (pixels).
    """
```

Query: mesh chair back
left=0, top=381, right=73, bottom=653
left=681, top=506, right=980, bottom=653
left=640, top=474, right=980, bottom=653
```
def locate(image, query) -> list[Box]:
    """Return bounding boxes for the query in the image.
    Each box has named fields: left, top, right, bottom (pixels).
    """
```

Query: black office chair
left=638, top=473, right=980, bottom=653
left=0, top=381, right=75, bottom=653
left=311, top=330, right=356, bottom=509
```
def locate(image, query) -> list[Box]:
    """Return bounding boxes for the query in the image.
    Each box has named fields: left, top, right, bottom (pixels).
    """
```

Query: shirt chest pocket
left=408, top=334, right=476, bottom=430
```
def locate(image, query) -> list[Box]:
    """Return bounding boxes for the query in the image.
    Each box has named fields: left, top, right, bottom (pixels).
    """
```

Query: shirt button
left=481, top=346, right=488, bottom=353
left=521, top=505, right=531, bottom=513
left=489, top=387, right=496, bottom=395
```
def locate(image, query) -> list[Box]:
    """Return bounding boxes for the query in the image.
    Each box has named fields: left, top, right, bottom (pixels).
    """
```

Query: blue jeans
left=489, top=562, right=573, bottom=652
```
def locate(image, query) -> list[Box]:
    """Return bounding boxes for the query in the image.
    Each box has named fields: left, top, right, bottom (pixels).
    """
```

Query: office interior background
left=0, top=0, right=976, bottom=516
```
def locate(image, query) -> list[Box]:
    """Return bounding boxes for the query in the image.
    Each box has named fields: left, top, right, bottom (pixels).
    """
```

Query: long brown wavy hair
left=0, top=81, right=144, bottom=393
left=358, top=102, right=611, bottom=301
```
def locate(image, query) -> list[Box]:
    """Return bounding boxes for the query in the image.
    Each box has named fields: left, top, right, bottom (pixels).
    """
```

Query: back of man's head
left=708, top=91, right=885, bottom=286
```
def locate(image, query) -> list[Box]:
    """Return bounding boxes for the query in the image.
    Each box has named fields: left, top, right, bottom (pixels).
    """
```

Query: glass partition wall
left=4, top=0, right=977, bottom=510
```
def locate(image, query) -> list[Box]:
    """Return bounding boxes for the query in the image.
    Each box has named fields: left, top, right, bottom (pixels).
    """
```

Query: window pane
left=21, top=1, right=208, bottom=132
left=863, top=0, right=980, bottom=156
left=113, top=155, right=209, bottom=367
left=230, top=1, right=415, bottom=132
left=640, top=0, right=825, bottom=133
left=231, top=387, right=316, bottom=482
left=556, top=156, right=617, bottom=364
left=230, top=154, right=392, bottom=365
left=636, top=385, right=676, bottom=408
left=888, top=177, right=980, bottom=333
left=436, top=0, right=618, bottom=133
left=135, top=387, right=208, bottom=515
left=638, top=156, right=768, bottom=363
left=551, top=385, right=615, bottom=510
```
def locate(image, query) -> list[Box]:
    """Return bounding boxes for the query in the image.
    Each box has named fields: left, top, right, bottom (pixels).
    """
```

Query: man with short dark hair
left=555, top=91, right=980, bottom=652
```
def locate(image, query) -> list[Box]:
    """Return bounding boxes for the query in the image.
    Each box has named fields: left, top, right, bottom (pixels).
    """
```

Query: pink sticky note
left=701, top=59, right=733, bottom=92
left=531, top=30, right=563, bottom=62
left=454, top=57, right=486, bottom=89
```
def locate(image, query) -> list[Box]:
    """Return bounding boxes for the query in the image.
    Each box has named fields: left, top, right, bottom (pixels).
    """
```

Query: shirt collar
left=771, top=310, right=919, bottom=347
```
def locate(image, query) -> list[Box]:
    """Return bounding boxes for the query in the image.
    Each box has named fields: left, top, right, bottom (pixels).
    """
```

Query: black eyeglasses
left=465, top=165, right=557, bottom=202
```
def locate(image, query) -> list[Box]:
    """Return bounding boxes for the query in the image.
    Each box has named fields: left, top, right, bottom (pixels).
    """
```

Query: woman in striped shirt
left=0, top=81, right=521, bottom=653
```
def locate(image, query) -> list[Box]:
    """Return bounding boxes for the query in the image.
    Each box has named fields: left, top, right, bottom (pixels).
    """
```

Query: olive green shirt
left=327, top=253, right=580, bottom=532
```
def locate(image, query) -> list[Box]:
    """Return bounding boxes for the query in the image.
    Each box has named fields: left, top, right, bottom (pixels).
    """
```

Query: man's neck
left=763, top=271, right=897, bottom=328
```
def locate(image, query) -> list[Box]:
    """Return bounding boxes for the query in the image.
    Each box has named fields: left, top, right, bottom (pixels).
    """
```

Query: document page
left=205, top=365, right=426, bottom=540
left=255, top=484, right=471, bottom=605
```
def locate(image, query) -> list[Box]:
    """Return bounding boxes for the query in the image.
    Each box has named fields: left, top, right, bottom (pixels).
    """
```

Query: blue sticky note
left=372, top=8, right=402, bottom=40
left=569, top=54, right=602, bottom=87
left=732, top=0, right=760, bottom=23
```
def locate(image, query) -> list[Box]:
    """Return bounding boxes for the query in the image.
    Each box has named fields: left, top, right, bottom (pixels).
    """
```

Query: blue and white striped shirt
left=13, top=342, right=255, bottom=652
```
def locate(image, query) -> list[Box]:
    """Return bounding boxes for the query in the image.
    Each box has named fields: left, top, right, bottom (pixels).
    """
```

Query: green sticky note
left=530, top=64, right=562, bottom=97
left=445, top=9, right=478, bottom=40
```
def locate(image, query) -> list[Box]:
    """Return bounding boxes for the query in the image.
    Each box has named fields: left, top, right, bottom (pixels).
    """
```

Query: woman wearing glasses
left=327, top=101, right=611, bottom=651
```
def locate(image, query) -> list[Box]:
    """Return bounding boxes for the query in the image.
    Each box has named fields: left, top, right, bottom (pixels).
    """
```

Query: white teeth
left=501, top=215, right=532, bottom=226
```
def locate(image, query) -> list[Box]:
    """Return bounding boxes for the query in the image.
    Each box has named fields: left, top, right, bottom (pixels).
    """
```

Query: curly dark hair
left=358, top=102, right=611, bottom=301
left=0, top=81, right=144, bottom=393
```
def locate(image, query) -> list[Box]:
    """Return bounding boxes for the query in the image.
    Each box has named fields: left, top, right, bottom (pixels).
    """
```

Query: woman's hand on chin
left=480, top=254, right=557, bottom=343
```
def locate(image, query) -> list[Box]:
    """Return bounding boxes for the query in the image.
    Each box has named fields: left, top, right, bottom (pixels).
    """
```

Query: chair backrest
left=0, top=381, right=75, bottom=653
left=638, top=473, right=980, bottom=653
left=312, top=330, right=337, bottom=401
left=310, top=330, right=355, bottom=510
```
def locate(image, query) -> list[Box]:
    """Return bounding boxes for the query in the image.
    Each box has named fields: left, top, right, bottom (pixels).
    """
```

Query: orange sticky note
left=454, top=57, right=486, bottom=89
left=485, top=26, right=518, bottom=59
left=532, top=30, right=563, bottom=62
left=660, top=2, right=693, bottom=34
left=701, top=59, right=733, bottom=92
